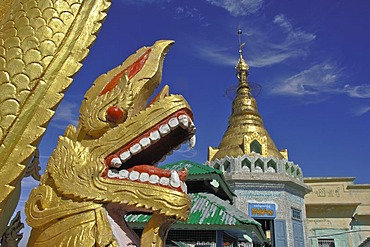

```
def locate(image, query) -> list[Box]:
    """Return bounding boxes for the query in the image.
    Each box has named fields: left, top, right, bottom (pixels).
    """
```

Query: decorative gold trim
left=244, top=133, right=268, bottom=156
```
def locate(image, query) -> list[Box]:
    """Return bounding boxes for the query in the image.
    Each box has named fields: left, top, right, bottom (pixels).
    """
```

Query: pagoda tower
left=206, top=30, right=311, bottom=247
left=208, top=38, right=285, bottom=161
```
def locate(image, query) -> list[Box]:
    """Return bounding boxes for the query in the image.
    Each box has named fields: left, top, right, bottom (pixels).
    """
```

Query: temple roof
left=208, top=31, right=284, bottom=161
left=161, top=160, right=235, bottom=202
left=126, top=193, right=266, bottom=243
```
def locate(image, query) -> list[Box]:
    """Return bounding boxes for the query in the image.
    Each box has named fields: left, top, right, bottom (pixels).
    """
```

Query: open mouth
left=102, top=106, right=195, bottom=193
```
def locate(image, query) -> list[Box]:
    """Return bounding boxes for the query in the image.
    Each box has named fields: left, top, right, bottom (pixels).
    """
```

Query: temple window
left=250, top=140, right=262, bottom=154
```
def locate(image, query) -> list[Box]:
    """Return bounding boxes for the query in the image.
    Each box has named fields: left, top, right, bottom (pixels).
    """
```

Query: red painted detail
left=100, top=49, right=152, bottom=95
left=106, top=106, right=126, bottom=123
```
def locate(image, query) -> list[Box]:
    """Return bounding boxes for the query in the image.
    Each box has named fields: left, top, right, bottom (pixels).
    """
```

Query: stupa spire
left=208, top=29, right=285, bottom=161
left=236, top=28, right=250, bottom=89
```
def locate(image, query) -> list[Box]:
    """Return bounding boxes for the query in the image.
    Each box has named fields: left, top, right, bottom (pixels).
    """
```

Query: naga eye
left=106, top=106, right=127, bottom=123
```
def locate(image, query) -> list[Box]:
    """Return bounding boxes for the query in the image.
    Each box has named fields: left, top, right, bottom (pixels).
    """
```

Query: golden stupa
left=208, top=37, right=287, bottom=161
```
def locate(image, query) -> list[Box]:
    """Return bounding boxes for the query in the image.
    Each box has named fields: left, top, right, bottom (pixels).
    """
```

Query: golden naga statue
left=0, top=0, right=110, bottom=239
left=1, top=0, right=193, bottom=246
left=25, top=40, right=194, bottom=246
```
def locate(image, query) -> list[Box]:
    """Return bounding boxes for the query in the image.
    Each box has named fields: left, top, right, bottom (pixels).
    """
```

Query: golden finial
left=236, top=28, right=250, bottom=85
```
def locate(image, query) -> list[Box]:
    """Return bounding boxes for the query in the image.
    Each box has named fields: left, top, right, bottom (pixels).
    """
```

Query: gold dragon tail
left=0, top=0, right=111, bottom=236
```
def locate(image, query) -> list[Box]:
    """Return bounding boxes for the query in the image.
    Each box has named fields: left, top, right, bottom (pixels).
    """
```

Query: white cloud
left=273, top=63, right=370, bottom=106
left=51, top=101, right=79, bottom=129
left=353, top=106, right=370, bottom=116
left=248, top=49, right=304, bottom=68
left=176, top=145, right=198, bottom=159
left=343, top=84, right=370, bottom=98
left=196, top=45, right=237, bottom=66
left=273, top=63, right=340, bottom=96
left=248, top=14, right=315, bottom=67
left=205, top=0, right=264, bottom=16
left=195, top=13, right=316, bottom=68
left=273, top=14, right=316, bottom=44
left=174, top=6, right=210, bottom=26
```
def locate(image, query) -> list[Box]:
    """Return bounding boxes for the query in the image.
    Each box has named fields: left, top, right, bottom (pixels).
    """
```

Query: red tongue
left=128, top=165, right=188, bottom=181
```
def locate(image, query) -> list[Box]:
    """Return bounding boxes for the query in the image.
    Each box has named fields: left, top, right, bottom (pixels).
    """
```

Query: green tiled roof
left=161, top=160, right=223, bottom=176
left=187, top=193, right=259, bottom=226
left=160, top=160, right=235, bottom=201
left=126, top=193, right=259, bottom=227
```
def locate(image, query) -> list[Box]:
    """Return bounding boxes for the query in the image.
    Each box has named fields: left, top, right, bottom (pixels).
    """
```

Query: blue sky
left=17, top=0, right=370, bottom=244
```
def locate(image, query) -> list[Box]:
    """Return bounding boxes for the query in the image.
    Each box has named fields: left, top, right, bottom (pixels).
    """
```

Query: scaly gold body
left=0, top=0, right=110, bottom=237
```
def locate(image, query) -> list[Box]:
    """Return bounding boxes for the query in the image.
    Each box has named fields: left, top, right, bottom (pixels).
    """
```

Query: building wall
left=207, top=155, right=311, bottom=247
left=230, top=179, right=308, bottom=247
left=305, top=177, right=370, bottom=247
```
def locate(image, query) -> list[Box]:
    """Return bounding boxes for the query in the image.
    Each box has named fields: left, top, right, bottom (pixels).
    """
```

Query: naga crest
left=25, top=40, right=195, bottom=246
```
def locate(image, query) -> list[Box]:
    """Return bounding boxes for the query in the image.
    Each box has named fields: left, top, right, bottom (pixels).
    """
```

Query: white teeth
left=178, top=115, right=189, bottom=128
left=139, top=137, right=151, bottom=148
left=139, top=172, right=149, bottom=182
left=119, top=151, right=131, bottom=161
left=180, top=182, right=187, bottom=193
left=168, top=117, right=179, bottom=129
left=109, top=114, right=196, bottom=175
left=108, top=169, right=187, bottom=193
left=108, top=170, right=119, bottom=178
left=159, top=177, right=170, bottom=186
left=149, top=174, right=160, bottom=184
left=189, top=135, right=196, bottom=149
left=159, top=124, right=170, bottom=135
left=169, top=171, right=180, bottom=188
left=119, top=169, right=129, bottom=179
left=110, top=157, right=122, bottom=168
left=129, top=171, right=140, bottom=181
left=130, top=144, right=141, bottom=154
left=149, top=130, right=160, bottom=142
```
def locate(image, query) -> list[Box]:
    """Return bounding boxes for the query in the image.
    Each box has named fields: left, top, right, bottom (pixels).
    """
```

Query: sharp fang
left=159, top=124, right=170, bottom=135
left=130, top=143, right=141, bottom=154
left=178, top=115, right=189, bottom=128
left=169, top=171, right=180, bottom=188
left=149, top=130, right=160, bottom=142
left=129, top=171, right=140, bottom=181
left=159, top=177, right=170, bottom=186
left=110, top=157, right=122, bottom=168
left=180, top=182, right=188, bottom=193
left=189, top=135, right=196, bottom=149
left=149, top=174, right=160, bottom=184
left=119, top=170, right=129, bottom=179
left=119, top=151, right=131, bottom=161
left=168, top=117, right=179, bottom=129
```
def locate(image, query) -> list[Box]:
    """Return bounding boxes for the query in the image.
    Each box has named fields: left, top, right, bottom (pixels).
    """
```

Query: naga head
left=32, top=40, right=195, bottom=246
